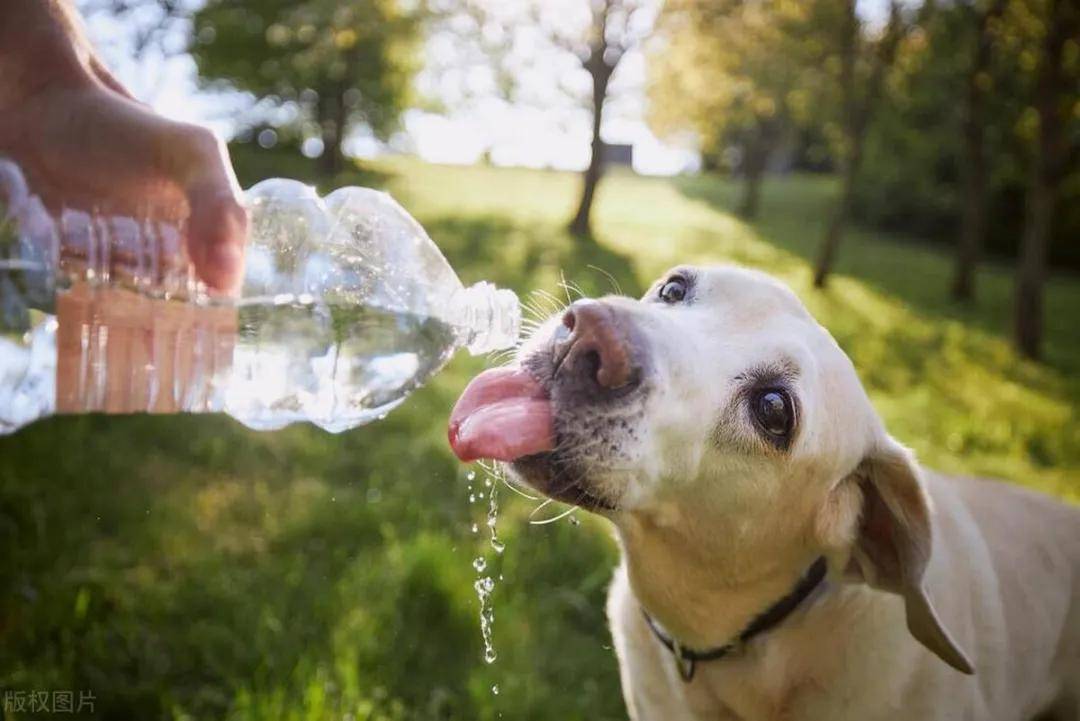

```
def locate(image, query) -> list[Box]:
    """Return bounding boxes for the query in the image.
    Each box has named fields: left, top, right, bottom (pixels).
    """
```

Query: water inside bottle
left=1, top=276, right=460, bottom=433
left=229, top=297, right=458, bottom=432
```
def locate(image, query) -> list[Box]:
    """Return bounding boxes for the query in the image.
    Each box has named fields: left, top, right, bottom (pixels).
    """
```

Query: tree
left=567, top=0, right=653, bottom=237
left=191, top=0, right=421, bottom=175
left=1013, top=0, right=1079, bottom=359
left=812, top=0, right=914, bottom=288
left=850, top=0, right=1080, bottom=279
left=952, top=0, right=1009, bottom=301
left=650, top=0, right=825, bottom=219
left=439, top=0, right=654, bottom=239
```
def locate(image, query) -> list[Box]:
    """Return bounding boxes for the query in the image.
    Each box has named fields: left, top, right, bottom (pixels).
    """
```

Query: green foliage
left=2, top=158, right=1078, bottom=720
left=650, top=0, right=838, bottom=169
left=653, top=0, right=1079, bottom=268
left=852, top=0, right=1080, bottom=267
left=191, top=0, right=421, bottom=156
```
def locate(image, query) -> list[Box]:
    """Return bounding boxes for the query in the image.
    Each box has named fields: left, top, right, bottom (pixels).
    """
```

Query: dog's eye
left=658, top=276, right=688, bottom=304
left=751, top=389, right=794, bottom=443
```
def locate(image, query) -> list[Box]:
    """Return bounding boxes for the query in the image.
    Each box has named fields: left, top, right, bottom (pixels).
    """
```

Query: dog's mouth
left=447, top=365, right=622, bottom=513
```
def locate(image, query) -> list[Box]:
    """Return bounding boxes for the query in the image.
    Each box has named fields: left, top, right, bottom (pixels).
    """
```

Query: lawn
left=1, top=156, right=1077, bottom=721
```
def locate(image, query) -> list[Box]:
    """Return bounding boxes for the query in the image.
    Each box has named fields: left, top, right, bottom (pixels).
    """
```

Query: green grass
left=2, top=156, right=1077, bottom=720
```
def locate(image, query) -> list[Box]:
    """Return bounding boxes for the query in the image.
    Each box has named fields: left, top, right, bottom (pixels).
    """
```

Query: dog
left=448, top=265, right=1080, bottom=721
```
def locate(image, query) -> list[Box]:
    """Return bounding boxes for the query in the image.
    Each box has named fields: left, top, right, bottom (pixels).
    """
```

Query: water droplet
left=470, top=469, right=506, bottom=667
left=474, top=574, right=497, bottom=664
left=466, top=470, right=476, bottom=481
left=491, top=684, right=500, bottom=696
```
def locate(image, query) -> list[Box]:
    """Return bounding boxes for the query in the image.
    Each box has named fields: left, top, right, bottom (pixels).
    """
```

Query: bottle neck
left=451, top=282, right=521, bottom=355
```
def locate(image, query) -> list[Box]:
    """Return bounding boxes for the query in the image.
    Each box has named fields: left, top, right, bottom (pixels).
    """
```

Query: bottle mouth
left=454, top=282, right=521, bottom=355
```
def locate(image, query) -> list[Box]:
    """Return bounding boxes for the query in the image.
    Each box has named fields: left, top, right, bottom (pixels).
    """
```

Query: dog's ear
left=847, top=439, right=974, bottom=675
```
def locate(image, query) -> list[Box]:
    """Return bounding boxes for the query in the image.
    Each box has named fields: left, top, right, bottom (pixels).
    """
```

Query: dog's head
left=449, top=265, right=972, bottom=673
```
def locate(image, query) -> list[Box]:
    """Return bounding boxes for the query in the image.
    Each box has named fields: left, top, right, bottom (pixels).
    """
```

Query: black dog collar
left=642, top=556, right=828, bottom=682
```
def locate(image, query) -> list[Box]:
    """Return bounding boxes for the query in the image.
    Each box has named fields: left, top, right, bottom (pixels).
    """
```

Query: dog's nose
left=553, top=300, right=633, bottom=389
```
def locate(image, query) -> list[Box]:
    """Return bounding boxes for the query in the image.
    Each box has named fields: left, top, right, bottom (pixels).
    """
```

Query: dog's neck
left=614, top=508, right=825, bottom=650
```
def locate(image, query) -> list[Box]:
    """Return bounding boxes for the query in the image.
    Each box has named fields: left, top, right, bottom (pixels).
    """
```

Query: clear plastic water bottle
left=0, top=160, right=520, bottom=434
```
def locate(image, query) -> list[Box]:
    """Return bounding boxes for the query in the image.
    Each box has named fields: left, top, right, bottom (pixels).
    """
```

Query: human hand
left=0, top=1, right=247, bottom=294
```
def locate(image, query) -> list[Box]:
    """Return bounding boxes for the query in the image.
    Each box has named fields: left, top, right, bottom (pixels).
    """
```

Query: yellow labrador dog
left=449, top=265, right=1080, bottom=721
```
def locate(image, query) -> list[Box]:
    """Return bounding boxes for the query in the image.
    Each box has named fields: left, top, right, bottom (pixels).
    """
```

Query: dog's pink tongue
left=448, top=368, right=554, bottom=462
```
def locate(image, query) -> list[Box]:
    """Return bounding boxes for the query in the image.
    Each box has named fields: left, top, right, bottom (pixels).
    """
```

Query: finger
left=187, top=181, right=247, bottom=295
left=170, top=126, right=249, bottom=295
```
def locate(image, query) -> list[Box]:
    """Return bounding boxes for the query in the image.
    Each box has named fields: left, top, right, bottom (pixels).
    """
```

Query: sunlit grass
left=1, top=156, right=1076, bottom=721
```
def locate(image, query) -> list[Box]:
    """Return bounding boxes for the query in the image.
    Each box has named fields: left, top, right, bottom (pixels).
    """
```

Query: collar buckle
left=672, top=642, right=695, bottom=682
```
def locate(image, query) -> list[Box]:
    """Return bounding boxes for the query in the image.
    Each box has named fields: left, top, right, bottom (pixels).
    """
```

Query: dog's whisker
left=532, top=289, right=567, bottom=315
left=487, top=347, right=519, bottom=366
left=560, top=277, right=588, bottom=301
left=528, top=503, right=579, bottom=525
left=558, top=270, right=575, bottom=306
left=587, top=264, right=623, bottom=295
left=527, top=289, right=559, bottom=312
left=528, top=497, right=554, bottom=520
left=520, top=320, right=545, bottom=333
left=501, top=475, right=541, bottom=500
left=522, top=298, right=551, bottom=322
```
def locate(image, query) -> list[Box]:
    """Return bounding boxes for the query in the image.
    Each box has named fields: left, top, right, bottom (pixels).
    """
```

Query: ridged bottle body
left=0, top=162, right=519, bottom=433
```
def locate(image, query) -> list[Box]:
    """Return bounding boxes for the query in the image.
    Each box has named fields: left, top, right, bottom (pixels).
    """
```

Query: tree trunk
left=813, top=0, right=906, bottom=288
left=317, top=81, right=351, bottom=177
left=738, top=123, right=772, bottom=219
left=1014, top=0, right=1070, bottom=359
left=1015, top=169, right=1053, bottom=360
left=319, top=127, right=343, bottom=176
left=952, top=0, right=1006, bottom=301
left=569, top=61, right=611, bottom=239
left=315, top=76, right=354, bottom=178
left=813, top=145, right=860, bottom=287
left=813, top=0, right=859, bottom=288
